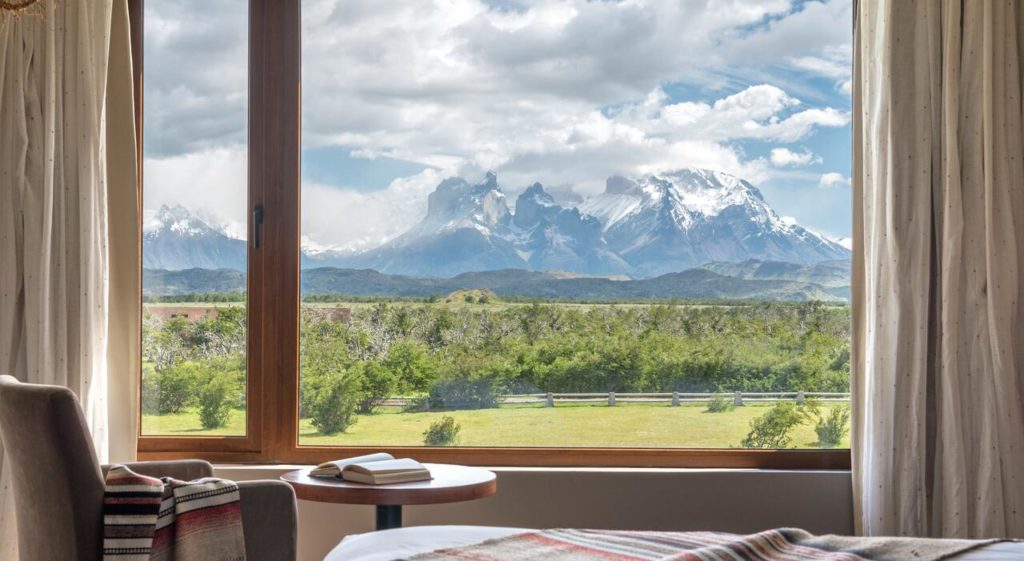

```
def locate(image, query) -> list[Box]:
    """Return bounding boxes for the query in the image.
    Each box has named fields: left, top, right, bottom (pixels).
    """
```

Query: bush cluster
left=423, top=416, right=461, bottom=446
left=144, top=300, right=851, bottom=437
left=307, top=369, right=362, bottom=435
left=706, top=396, right=734, bottom=413
left=815, top=404, right=850, bottom=447
left=140, top=356, right=244, bottom=429
left=742, top=399, right=849, bottom=449
left=742, top=401, right=814, bottom=449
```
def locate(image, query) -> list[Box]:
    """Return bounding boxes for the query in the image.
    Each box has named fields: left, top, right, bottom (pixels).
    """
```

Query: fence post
left=672, top=391, right=680, bottom=406
left=796, top=391, right=805, bottom=405
left=608, top=392, right=616, bottom=406
left=734, top=391, right=743, bottom=406
left=546, top=392, right=554, bottom=407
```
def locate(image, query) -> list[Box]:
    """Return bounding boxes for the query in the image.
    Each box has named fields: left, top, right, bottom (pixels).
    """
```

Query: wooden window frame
left=132, top=0, right=852, bottom=470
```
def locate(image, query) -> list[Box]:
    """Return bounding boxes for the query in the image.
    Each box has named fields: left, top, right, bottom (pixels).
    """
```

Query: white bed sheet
left=326, top=526, right=523, bottom=561
left=325, top=526, right=1024, bottom=561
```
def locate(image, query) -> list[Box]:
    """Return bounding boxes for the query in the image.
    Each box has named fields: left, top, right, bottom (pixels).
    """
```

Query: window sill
left=139, top=447, right=850, bottom=470
left=211, top=463, right=852, bottom=476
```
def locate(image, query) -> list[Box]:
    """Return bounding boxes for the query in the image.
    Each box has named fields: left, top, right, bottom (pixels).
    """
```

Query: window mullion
left=249, top=0, right=302, bottom=461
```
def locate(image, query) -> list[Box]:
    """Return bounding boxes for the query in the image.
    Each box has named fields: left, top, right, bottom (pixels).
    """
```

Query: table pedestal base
left=375, top=504, right=402, bottom=530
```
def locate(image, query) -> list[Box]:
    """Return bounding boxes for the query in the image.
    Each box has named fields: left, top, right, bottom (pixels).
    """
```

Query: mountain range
left=143, top=168, right=850, bottom=277
left=144, top=259, right=850, bottom=302
left=143, top=205, right=247, bottom=271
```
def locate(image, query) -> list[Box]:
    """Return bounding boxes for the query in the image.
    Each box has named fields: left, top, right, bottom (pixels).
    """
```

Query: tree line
left=141, top=300, right=850, bottom=436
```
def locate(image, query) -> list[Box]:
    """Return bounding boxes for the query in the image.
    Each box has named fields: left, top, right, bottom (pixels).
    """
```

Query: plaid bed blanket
left=407, top=528, right=995, bottom=561
left=102, top=465, right=246, bottom=561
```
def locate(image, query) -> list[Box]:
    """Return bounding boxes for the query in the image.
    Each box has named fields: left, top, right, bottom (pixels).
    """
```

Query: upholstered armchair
left=0, top=375, right=297, bottom=561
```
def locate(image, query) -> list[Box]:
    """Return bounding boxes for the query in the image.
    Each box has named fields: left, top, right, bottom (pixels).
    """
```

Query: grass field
left=141, top=402, right=850, bottom=449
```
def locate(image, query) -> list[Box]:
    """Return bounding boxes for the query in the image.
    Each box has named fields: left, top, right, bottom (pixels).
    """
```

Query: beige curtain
left=852, top=0, right=1024, bottom=538
left=0, top=0, right=140, bottom=557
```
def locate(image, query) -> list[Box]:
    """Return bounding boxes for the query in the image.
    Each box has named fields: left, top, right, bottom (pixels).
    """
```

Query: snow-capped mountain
left=341, top=173, right=633, bottom=277
left=142, top=168, right=850, bottom=278
left=342, top=173, right=527, bottom=277
left=513, top=183, right=630, bottom=274
left=143, top=205, right=247, bottom=271
left=348, top=169, right=848, bottom=276
left=580, top=169, right=849, bottom=276
left=143, top=205, right=359, bottom=271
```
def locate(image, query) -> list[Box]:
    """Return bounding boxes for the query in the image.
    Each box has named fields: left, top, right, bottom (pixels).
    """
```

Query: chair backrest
left=0, top=375, right=104, bottom=561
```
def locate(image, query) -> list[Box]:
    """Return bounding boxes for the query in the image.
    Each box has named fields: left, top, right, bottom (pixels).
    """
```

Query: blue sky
left=144, top=0, right=852, bottom=249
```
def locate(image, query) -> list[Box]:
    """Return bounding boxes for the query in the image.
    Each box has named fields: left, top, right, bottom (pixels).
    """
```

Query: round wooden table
left=281, top=463, right=496, bottom=530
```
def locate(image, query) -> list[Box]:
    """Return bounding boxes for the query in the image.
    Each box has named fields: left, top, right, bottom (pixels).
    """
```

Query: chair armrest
left=238, top=480, right=297, bottom=561
left=101, top=460, right=215, bottom=480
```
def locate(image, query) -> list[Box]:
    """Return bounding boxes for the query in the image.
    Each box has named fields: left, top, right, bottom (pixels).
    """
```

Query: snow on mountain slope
left=145, top=169, right=850, bottom=278
left=143, top=205, right=248, bottom=271
left=143, top=205, right=362, bottom=271
left=342, top=173, right=526, bottom=277
left=412, top=172, right=513, bottom=235
left=580, top=169, right=849, bottom=275
left=512, top=183, right=631, bottom=275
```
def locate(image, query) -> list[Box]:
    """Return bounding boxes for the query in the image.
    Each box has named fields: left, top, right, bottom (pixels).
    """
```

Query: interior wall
left=217, top=466, right=854, bottom=561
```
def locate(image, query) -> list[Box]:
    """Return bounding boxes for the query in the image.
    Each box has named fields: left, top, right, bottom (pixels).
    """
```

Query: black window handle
left=253, top=204, right=264, bottom=249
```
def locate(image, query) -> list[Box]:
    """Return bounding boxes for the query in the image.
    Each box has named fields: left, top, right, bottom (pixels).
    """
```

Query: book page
left=311, top=452, right=395, bottom=476
left=345, top=458, right=427, bottom=475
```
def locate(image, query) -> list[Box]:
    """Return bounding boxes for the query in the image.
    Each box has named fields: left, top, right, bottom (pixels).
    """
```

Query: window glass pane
left=141, top=1, right=249, bottom=436
left=298, top=0, right=852, bottom=449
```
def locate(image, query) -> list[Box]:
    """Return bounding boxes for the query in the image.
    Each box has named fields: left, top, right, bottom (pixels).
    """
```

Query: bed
left=326, top=526, right=1024, bottom=561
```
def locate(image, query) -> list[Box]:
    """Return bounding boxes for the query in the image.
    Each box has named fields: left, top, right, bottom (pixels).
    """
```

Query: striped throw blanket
left=103, top=465, right=246, bottom=561
left=408, top=528, right=994, bottom=561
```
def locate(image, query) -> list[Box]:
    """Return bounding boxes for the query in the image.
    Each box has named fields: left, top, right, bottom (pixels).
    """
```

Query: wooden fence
left=380, top=391, right=850, bottom=408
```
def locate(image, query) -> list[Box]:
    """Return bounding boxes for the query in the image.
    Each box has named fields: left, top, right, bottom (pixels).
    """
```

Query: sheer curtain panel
left=0, top=0, right=140, bottom=558
left=852, top=0, right=1024, bottom=539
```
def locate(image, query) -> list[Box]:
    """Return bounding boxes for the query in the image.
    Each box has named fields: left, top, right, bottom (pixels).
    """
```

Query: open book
left=309, top=453, right=432, bottom=485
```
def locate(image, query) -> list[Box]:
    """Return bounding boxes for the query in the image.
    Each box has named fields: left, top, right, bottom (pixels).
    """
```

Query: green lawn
left=142, top=408, right=247, bottom=436
left=142, top=402, right=849, bottom=449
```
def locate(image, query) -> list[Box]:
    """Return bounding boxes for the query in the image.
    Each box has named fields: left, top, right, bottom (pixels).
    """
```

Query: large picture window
left=136, top=0, right=853, bottom=467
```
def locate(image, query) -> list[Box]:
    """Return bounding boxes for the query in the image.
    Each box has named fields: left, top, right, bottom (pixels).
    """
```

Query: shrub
left=741, top=402, right=808, bottom=449
left=706, top=396, right=734, bottom=413
left=402, top=396, right=431, bottom=412
left=300, top=317, right=356, bottom=418
left=149, top=363, right=200, bottom=414
left=192, top=358, right=245, bottom=429
left=198, top=373, right=236, bottom=429
left=356, top=362, right=399, bottom=414
left=140, top=365, right=162, bottom=414
left=309, top=368, right=363, bottom=435
left=382, top=340, right=437, bottom=394
left=423, top=416, right=460, bottom=446
left=426, top=354, right=517, bottom=410
left=815, top=404, right=850, bottom=447
left=428, top=375, right=502, bottom=409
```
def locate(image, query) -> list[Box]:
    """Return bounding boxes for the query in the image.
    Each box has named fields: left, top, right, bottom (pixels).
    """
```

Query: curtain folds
left=853, top=0, right=1024, bottom=538
left=0, top=0, right=139, bottom=557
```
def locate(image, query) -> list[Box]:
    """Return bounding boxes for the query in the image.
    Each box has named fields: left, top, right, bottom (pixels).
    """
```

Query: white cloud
left=725, top=1, right=852, bottom=98
left=143, top=146, right=248, bottom=236
left=819, top=172, right=851, bottom=188
left=770, top=147, right=821, bottom=167
left=143, top=0, right=854, bottom=247
left=639, top=85, right=848, bottom=144
left=301, top=169, right=445, bottom=253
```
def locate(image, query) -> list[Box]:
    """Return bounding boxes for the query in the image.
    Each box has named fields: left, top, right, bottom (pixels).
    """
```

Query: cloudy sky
left=144, top=0, right=852, bottom=252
